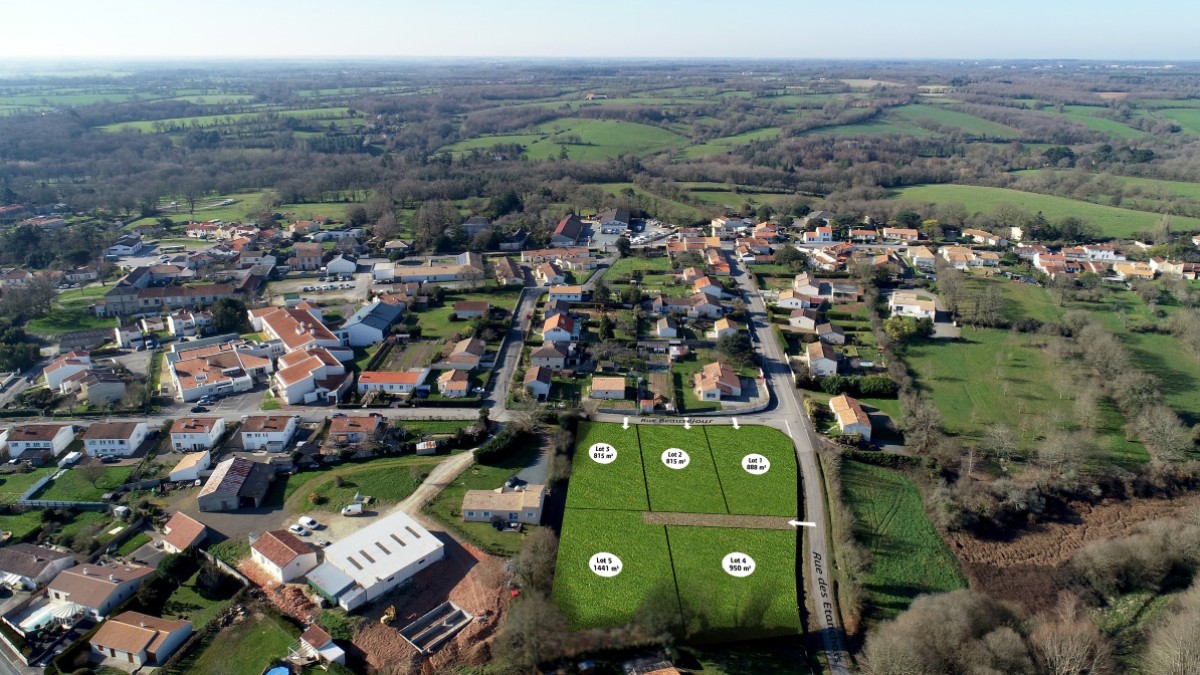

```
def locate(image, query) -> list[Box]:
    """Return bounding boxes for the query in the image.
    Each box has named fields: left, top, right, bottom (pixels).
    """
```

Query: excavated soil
left=946, top=492, right=1200, bottom=612
left=642, top=511, right=795, bottom=530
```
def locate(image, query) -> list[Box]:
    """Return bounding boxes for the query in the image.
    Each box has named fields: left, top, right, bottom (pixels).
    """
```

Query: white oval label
left=742, top=453, right=770, bottom=475
left=589, top=552, right=623, bottom=577
left=589, top=443, right=617, bottom=464
left=661, top=448, right=690, bottom=469
left=722, top=552, right=756, bottom=577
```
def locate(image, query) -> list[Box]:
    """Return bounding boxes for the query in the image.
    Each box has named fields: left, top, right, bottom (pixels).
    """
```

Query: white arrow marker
left=732, top=417, right=740, bottom=430
left=683, top=417, right=691, bottom=430
left=788, top=520, right=817, bottom=528
left=622, top=416, right=630, bottom=430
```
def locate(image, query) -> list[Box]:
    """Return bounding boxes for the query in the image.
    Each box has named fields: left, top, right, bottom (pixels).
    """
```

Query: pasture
left=555, top=422, right=801, bottom=637
left=440, top=118, right=688, bottom=161
left=893, top=184, right=1200, bottom=237
left=840, top=460, right=965, bottom=622
left=891, top=104, right=1020, bottom=138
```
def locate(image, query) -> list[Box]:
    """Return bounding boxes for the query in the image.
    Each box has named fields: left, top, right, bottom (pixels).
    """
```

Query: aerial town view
left=0, top=2, right=1198, bottom=673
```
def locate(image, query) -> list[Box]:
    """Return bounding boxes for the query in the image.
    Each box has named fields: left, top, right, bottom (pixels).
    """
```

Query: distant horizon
left=6, top=0, right=1200, bottom=62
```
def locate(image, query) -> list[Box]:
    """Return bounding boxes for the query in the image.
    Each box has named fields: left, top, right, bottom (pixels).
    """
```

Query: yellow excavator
left=380, top=605, right=396, bottom=626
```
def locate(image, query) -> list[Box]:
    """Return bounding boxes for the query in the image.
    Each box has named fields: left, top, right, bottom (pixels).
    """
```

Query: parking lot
left=266, top=272, right=372, bottom=305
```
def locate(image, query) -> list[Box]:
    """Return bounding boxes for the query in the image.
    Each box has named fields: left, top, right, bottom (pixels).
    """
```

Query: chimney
left=81, top=568, right=89, bottom=576
left=109, top=574, right=118, bottom=582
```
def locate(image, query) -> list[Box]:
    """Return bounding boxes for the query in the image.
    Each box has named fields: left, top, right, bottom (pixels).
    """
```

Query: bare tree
left=1142, top=589, right=1200, bottom=675
left=1029, top=593, right=1116, bottom=675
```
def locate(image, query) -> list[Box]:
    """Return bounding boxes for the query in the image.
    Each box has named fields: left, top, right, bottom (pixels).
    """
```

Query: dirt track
left=947, top=492, right=1200, bottom=612
left=642, top=511, right=796, bottom=530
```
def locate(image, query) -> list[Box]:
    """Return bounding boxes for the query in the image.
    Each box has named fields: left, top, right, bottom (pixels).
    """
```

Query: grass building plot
left=554, top=422, right=801, bottom=639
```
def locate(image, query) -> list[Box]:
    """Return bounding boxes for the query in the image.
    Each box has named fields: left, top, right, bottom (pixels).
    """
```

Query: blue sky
left=6, top=0, right=1198, bottom=60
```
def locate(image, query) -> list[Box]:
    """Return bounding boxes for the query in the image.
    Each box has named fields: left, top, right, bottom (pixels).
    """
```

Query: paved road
left=732, top=261, right=851, bottom=674
left=486, top=287, right=547, bottom=421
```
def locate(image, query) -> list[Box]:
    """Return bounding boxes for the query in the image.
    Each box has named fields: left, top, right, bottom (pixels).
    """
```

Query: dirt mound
left=947, top=493, right=1200, bottom=611
left=237, top=559, right=319, bottom=623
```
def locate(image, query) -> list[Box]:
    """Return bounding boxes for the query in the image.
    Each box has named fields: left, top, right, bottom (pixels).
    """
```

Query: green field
left=278, top=455, right=439, bottom=512
left=1013, top=169, right=1200, bottom=203
left=0, top=468, right=56, bottom=504
left=441, top=118, right=688, bottom=161
left=165, top=606, right=298, bottom=675
left=893, top=184, right=1200, bottom=237
left=555, top=422, right=801, bottom=638
left=410, top=288, right=522, bottom=339
left=1159, top=108, right=1200, bottom=135
left=638, top=425, right=728, bottom=513
left=682, top=127, right=783, bottom=159
left=164, top=569, right=239, bottom=630
left=33, top=465, right=135, bottom=502
left=98, top=106, right=353, bottom=133
left=841, top=460, right=965, bottom=621
left=891, top=104, right=1020, bottom=138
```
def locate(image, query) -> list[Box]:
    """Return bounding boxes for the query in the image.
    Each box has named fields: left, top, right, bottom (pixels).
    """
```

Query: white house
left=656, top=317, right=678, bottom=339
left=590, top=376, right=626, bottom=400
left=535, top=262, right=565, bottom=286
left=240, top=415, right=298, bottom=452
left=529, top=343, right=568, bottom=370
left=0, top=544, right=75, bottom=590
left=805, top=341, right=838, bottom=378
left=169, top=417, right=225, bottom=452
left=91, top=612, right=192, bottom=667
left=356, top=369, right=429, bottom=395
left=906, top=246, right=936, bottom=270
left=547, top=285, right=584, bottom=302
left=82, top=421, right=148, bottom=458
left=888, top=290, right=937, bottom=320
left=273, top=347, right=351, bottom=405
left=325, top=254, right=358, bottom=277
left=830, top=394, right=872, bottom=440
left=48, top=562, right=154, bottom=619
left=305, top=511, right=444, bottom=612
left=541, top=314, right=577, bottom=343
left=43, top=352, right=92, bottom=390
left=437, top=369, right=471, bottom=398
left=106, top=235, right=144, bottom=256
left=708, top=318, right=738, bottom=340
left=168, top=450, right=211, bottom=483
left=803, top=226, right=834, bottom=244
left=693, top=361, right=741, bottom=401
left=340, top=301, right=403, bottom=347
left=463, top=484, right=545, bottom=525
left=160, top=511, right=208, bottom=554
left=524, top=367, right=552, bottom=399
left=790, top=308, right=818, bottom=330
left=2, top=424, right=75, bottom=462
left=167, top=310, right=211, bottom=338
left=250, top=530, right=318, bottom=583
left=774, top=289, right=815, bottom=310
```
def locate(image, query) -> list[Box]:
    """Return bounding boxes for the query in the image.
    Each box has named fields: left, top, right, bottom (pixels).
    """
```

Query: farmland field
left=555, top=422, right=801, bottom=638
left=890, top=104, right=1020, bottom=138
left=893, top=184, right=1200, bottom=237
left=440, top=118, right=688, bottom=161
left=841, top=460, right=966, bottom=622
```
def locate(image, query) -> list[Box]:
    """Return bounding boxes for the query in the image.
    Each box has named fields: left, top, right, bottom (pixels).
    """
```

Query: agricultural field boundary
left=642, top=511, right=795, bottom=530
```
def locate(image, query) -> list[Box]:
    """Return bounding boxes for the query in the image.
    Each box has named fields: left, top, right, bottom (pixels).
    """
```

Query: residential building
left=167, top=341, right=274, bottom=402
left=542, top=299, right=571, bottom=319
left=106, top=235, right=144, bottom=257
left=394, top=252, right=485, bottom=284
left=830, top=394, right=872, bottom=440
left=524, top=367, right=552, bottom=399
left=548, top=285, right=584, bottom=302
left=709, top=318, right=738, bottom=340
left=167, top=451, right=211, bottom=483
left=792, top=273, right=831, bottom=298
left=295, top=625, right=347, bottom=666
left=541, top=314, right=578, bottom=343
left=551, top=215, right=585, bottom=246
left=520, top=247, right=589, bottom=264
left=1113, top=261, right=1156, bottom=280
left=775, top=288, right=816, bottom=310
left=596, top=207, right=631, bottom=234
left=849, top=228, right=878, bottom=242
left=693, top=361, right=741, bottom=401
left=805, top=342, right=838, bottom=378
left=817, top=323, right=846, bottom=345
left=250, top=530, right=318, bottom=583
left=499, top=227, right=528, bottom=251
left=1, top=424, right=75, bottom=463
left=43, top=352, right=92, bottom=390
left=590, top=376, right=626, bottom=400
left=530, top=343, right=568, bottom=370
left=906, top=246, right=936, bottom=270
left=169, top=417, right=225, bottom=452
left=790, top=308, right=819, bottom=330
left=327, top=415, right=384, bottom=446
left=356, top=369, right=429, bottom=395
left=534, top=262, right=564, bottom=286
left=82, top=422, right=148, bottom=458
left=305, top=511, right=444, bottom=612
left=492, top=257, right=524, bottom=286
left=961, top=229, right=1008, bottom=247
left=888, top=290, right=937, bottom=320
left=273, top=347, right=351, bottom=405
left=452, top=300, right=490, bottom=318
left=252, top=307, right=347, bottom=359
left=325, top=254, right=358, bottom=277
left=289, top=242, right=325, bottom=271
left=65, top=370, right=127, bottom=407
left=442, top=337, right=486, bottom=370
left=340, top=301, right=403, bottom=347
left=656, top=317, right=678, bottom=339
left=881, top=227, right=920, bottom=242
left=240, top=415, right=298, bottom=452
left=160, top=512, right=207, bottom=554
left=90, top=612, right=192, bottom=667
left=166, top=310, right=211, bottom=338
left=692, top=275, right=721, bottom=297
left=463, top=484, right=546, bottom=525
left=437, top=369, right=471, bottom=398
left=687, top=292, right=724, bottom=319
left=48, top=562, right=154, bottom=619
left=709, top=216, right=752, bottom=238
left=803, top=226, right=834, bottom=244
left=0, top=544, right=75, bottom=590
left=197, top=457, right=274, bottom=511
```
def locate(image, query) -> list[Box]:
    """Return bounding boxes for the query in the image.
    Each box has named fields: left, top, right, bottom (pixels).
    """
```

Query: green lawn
left=704, top=426, right=799, bottom=517
left=891, top=103, right=1021, bottom=138
left=281, top=456, right=439, bottom=513
left=606, top=255, right=674, bottom=279
left=638, top=425, right=728, bottom=514
left=423, top=442, right=544, bottom=557
left=116, top=531, right=151, bottom=557
left=441, top=118, right=689, bottom=161
left=0, top=510, right=45, bottom=542
left=400, top=419, right=475, bottom=437
left=0, top=468, right=56, bottom=504
left=893, top=184, right=1200, bottom=238
left=165, top=606, right=297, bottom=675
left=410, top=289, right=521, bottom=339
left=33, top=466, right=135, bottom=502
left=27, top=307, right=115, bottom=336
left=1158, top=108, right=1200, bottom=135
left=553, top=509, right=676, bottom=630
left=566, top=422, right=649, bottom=511
left=841, top=460, right=965, bottom=622
left=668, top=360, right=724, bottom=414
left=163, top=569, right=239, bottom=630
left=669, top=526, right=800, bottom=640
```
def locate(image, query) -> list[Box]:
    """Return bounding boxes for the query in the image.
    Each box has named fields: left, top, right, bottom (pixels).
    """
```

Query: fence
left=199, top=549, right=251, bottom=586
left=13, top=473, right=108, bottom=511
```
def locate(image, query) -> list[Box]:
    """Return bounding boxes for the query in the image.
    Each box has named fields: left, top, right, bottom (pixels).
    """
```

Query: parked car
left=190, top=406, right=208, bottom=413
left=298, top=516, right=321, bottom=530
left=288, top=524, right=310, bottom=536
